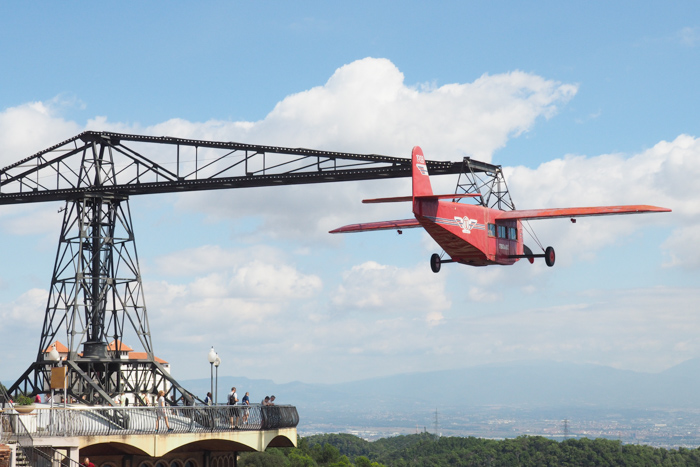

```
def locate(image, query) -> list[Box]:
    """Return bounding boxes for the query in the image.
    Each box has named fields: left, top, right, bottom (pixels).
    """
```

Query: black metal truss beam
left=455, top=157, right=515, bottom=211
left=0, top=131, right=499, bottom=205
left=8, top=359, right=196, bottom=407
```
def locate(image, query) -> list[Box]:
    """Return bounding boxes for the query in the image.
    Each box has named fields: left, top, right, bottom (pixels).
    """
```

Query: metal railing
left=1, top=409, right=33, bottom=460
left=3, top=404, right=298, bottom=437
left=22, top=445, right=83, bottom=467
left=1, top=408, right=81, bottom=466
left=36, top=445, right=83, bottom=467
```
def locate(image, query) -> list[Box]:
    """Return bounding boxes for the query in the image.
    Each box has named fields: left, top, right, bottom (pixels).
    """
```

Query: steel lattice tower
left=41, top=196, right=151, bottom=361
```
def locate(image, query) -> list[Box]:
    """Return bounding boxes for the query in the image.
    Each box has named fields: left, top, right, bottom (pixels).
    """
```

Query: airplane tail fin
left=412, top=146, right=434, bottom=198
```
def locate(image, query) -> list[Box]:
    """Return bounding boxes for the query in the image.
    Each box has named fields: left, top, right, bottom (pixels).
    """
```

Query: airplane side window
left=488, top=224, right=496, bottom=237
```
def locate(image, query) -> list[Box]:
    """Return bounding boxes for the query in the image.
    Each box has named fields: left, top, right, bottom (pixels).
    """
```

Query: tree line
left=239, top=432, right=700, bottom=466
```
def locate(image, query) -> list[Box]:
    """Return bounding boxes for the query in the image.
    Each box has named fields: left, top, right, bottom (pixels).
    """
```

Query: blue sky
left=0, top=2, right=698, bottom=386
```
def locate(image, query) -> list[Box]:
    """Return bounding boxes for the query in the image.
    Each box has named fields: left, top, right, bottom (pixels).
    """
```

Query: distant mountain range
left=181, top=358, right=700, bottom=414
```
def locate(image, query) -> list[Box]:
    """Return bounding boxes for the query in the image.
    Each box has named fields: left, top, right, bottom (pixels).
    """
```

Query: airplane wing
left=362, top=196, right=413, bottom=203
left=496, top=205, right=671, bottom=220
left=329, top=218, right=421, bottom=233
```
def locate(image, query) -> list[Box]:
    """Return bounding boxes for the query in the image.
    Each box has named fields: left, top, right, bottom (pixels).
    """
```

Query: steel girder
left=0, top=131, right=470, bottom=205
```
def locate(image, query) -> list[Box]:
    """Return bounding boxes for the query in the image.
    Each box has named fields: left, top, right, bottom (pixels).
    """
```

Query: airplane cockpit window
left=488, top=223, right=496, bottom=237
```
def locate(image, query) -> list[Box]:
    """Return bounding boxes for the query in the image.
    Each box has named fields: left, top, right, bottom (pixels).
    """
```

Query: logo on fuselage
left=455, top=216, right=478, bottom=234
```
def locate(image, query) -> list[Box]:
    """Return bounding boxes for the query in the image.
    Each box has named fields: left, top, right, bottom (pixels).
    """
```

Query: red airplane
left=330, top=147, right=671, bottom=271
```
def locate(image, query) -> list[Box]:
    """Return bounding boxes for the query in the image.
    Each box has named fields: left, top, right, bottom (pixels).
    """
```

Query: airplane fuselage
left=414, top=199, right=522, bottom=266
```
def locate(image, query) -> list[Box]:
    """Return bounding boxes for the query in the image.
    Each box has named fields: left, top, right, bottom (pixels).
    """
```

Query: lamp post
left=47, top=345, right=60, bottom=424
left=214, top=355, right=221, bottom=405
left=207, top=347, right=217, bottom=405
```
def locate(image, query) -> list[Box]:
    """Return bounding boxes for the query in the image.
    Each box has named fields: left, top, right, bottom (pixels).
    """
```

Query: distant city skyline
left=1, top=2, right=699, bottom=387
left=182, top=359, right=700, bottom=448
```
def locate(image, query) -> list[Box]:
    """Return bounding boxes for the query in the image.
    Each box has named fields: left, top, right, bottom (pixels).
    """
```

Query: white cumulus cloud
left=506, top=134, right=699, bottom=266
left=332, top=261, right=450, bottom=318
left=0, top=100, right=81, bottom=167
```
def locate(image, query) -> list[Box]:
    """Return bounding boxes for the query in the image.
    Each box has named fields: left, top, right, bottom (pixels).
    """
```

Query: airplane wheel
left=430, top=253, right=441, bottom=273
left=545, top=246, right=555, bottom=267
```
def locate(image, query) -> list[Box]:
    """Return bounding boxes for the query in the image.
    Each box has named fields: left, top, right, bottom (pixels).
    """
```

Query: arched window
left=184, top=460, right=197, bottom=467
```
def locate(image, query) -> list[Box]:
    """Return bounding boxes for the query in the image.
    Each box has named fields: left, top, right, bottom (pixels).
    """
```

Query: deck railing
left=1, top=404, right=299, bottom=438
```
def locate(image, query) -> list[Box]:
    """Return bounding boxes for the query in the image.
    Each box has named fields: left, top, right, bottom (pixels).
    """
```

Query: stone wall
left=0, top=444, right=11, bottom=467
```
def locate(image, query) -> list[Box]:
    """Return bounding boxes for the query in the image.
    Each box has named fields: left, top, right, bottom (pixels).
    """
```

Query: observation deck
left=1, top=404, right=298, bottom=466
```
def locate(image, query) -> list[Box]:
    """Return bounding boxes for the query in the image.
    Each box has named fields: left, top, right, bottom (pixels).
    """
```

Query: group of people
left=41, top=393, right=70, bottom=404
left=204, top=387, right=277, bottom=428
left=203, top=387, right=276, bottom=408
left=156, top=387, right=280, bottom=431
left=101, top=386, right=280, bottom=432
left=110, top=390, right=175, bottom=431
left=112, top=390, right=196, bottom=408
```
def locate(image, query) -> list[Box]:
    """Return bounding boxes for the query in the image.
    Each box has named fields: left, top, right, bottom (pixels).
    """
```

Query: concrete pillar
left=67, top=446, right=79, bottom=465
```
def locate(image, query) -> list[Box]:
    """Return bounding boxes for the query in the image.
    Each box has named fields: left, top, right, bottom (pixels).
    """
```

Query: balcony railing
left=1, top=404, right=299, bottom=437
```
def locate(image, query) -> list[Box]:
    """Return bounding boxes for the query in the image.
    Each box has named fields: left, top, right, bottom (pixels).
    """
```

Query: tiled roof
left=128, top=352, right=168, bottom=364
left=42, top=340, right=168, bottom=364
left=107, top=339, right=134, bottom=352
left=43, top=340, right=69, bottom=353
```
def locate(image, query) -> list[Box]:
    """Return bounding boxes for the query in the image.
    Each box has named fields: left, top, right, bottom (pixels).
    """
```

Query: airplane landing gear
left=545, top=246, right=555, bottom=267
left=430, top=253, right=441, bottom=273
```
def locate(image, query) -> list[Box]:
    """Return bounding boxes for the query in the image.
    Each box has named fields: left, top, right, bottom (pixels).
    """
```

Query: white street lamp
left=47, top=345, right=60, bottom=422
left=214, top=355, right=221, bottom=405
left=47, top=346, right=60, bottom=363
left=207, top=347, right=217, bottom=404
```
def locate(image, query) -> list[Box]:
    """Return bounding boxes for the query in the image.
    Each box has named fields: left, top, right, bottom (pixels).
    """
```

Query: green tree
left=264, top=432, right=700, bottom=466
left=353, top=456, right=385, bottom=467
left=326, top=456, right=351, bottom=467
left=288, top=450, right=317, bottom=467
left=239, top=450, right=288, bottom=467
left=316, top=443, right=343, bottom=464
